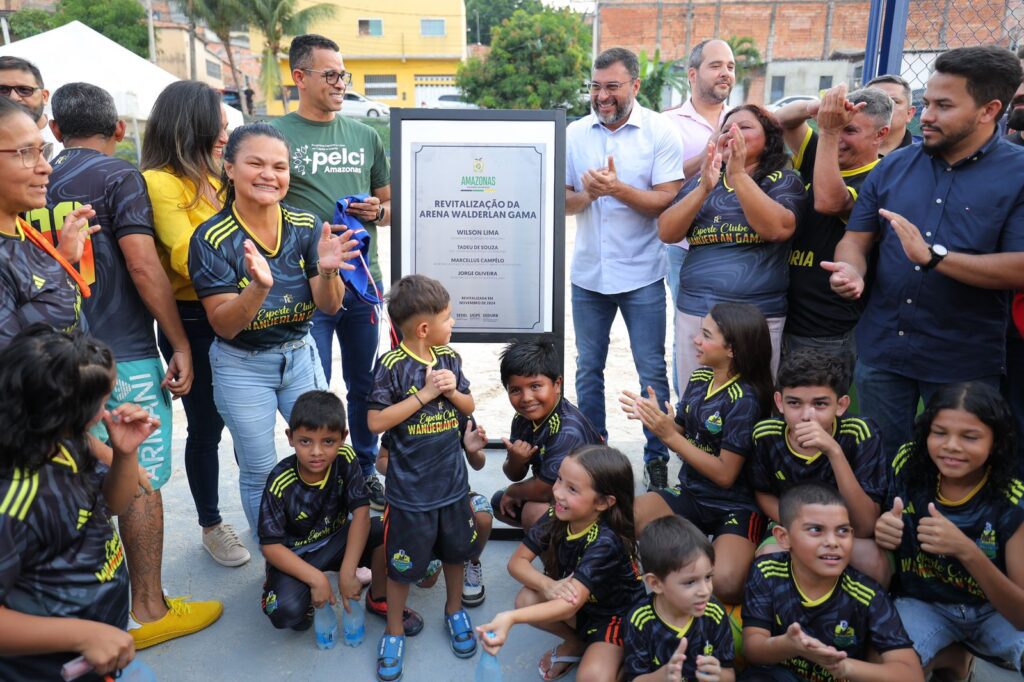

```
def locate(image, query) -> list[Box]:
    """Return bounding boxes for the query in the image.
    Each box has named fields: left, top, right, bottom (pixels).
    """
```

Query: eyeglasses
left=0, top=84, right=41, bottom=98
left=585, top=80, right=634, bottom=94
left=0, top=142, right=54, bottom=168
left=302, top=68, right=353, bottom=86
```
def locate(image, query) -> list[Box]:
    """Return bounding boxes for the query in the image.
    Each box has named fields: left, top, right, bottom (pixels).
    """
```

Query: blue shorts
left=895, top=596, right=1024, bottom=670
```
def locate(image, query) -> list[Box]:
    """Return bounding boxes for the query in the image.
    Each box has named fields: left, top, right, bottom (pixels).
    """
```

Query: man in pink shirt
left=661, top=39, right=736, bottom=404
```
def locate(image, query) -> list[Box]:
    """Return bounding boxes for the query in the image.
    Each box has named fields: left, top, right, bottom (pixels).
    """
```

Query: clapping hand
left=816, top=83, right=864, bottom=134
left=698, top=141, right=723, bottom=193
left=317, top=222, right=358, bottom=272
left=243, top=239, right=273, bottom=289
left=723, top=123, right=748, bottom=178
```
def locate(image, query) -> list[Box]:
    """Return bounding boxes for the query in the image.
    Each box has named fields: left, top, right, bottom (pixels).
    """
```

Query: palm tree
left=725, top=36, right=764, bottom=97
left=637, top=49, right=687, bottom=111
left=242, top=0, right=336, bottom=109
left=182, top=0, right=248, bottom=94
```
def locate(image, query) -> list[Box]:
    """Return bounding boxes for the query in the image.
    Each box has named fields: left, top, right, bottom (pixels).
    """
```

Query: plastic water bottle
left=475, top=632, right=502, bottom=682
left=118, top=659, right=158, bottom=681
left=314, top=604, right=338, bottom=649
left=342, top=596, right=365, bottom=647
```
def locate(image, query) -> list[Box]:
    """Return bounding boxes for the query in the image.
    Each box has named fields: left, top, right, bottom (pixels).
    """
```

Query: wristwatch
left=375, top=205, right=385, bottom=223
left=924, top=244, right=948, bottom=270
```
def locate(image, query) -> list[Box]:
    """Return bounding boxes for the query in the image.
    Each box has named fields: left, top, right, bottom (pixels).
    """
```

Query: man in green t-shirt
left=271, top=34, right=391, bottom=510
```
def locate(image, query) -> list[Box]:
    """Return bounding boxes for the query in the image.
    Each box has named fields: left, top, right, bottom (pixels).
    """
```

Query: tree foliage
left=242, top=0, right=336, bottom=107
left=9, top=0, right=148, bottom=56
left=178, top=0, right=248, bottom=91
left=465, top=0, right=543, bottom=45
left=637, top=49, right=687, bottom=111
left=457, top=9, right=591, bottom=113
left=725, top=36, right=764, bottom=88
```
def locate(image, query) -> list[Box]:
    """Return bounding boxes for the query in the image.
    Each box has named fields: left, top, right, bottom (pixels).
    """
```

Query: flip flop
left=537, top=643, right=582, bottom=681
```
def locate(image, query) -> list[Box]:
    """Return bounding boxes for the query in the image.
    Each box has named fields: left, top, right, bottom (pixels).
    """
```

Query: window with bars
left=365, top=74, right=397, bottom=98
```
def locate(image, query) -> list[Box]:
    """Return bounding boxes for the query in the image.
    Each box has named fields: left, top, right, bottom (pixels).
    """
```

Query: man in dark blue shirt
left=827, top=46, right=1024, bottom=460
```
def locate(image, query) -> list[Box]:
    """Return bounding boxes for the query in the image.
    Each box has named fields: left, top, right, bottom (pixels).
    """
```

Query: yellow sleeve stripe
left=892, top=443, right=914, bottom=475
left=704, top=602, right=725, bottom=624
left=630, top=605, right=656, bottom=629
left=1007, top=478, right=1023, bottom=505
left=338, top=445, right=357, bottom=464
left=727, top=383, right=744, bottom=402
left=792, top=126, right=814, bottom=171
left=753, top=419, right=785, bottom=439
left=282, top=208, right=318, bottom=229
left=270, top=470, right=299, bottom=498
left=841, top=574, right=875, bottom=606
left=838, top=418, right=872, bottom=444
left=381, top=348, right=409, bottom=369
left=689, top=368, right=715, bottom=383
left=0, top=469, right=40, bottom=521
left=204, top=215, right=238, bottom=248
left=433, top=345, right=457, bottom=357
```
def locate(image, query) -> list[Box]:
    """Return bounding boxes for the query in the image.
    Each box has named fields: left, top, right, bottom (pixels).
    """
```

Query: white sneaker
left=461, top=559, right=485, bottom=607
left=202, top=523, right=251, bottom=567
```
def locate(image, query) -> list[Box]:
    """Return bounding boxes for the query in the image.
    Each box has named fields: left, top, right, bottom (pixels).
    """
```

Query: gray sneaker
left=644, top=459, right=668, bottom=492
left=366, top=474, right=386, bottom=511
left=461, top=559, right=485, bottom=607
left=202, top=523, right=251, bottom=567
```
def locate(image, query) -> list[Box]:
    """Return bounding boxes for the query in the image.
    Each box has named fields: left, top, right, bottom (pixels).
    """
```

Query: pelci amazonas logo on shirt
left=291, top=144, right=367, bottom=176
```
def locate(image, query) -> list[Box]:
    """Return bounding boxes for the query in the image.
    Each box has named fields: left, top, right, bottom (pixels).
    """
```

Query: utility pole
left=146, top=0, right=156, bottom=62
left=475, top=10, right=481, bottom=44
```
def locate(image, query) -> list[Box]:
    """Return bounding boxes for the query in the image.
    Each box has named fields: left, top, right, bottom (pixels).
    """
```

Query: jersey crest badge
left=977, top=522, right=997, bottom=559
left=391, top=549, right=412, bottom=573
left=705, top=411, right=723, bottom=435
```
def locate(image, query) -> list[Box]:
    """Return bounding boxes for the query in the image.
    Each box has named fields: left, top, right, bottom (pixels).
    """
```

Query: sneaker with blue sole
left=444, top=608, right=477, bottom=658
left=376, top=634, right=405, bottom=682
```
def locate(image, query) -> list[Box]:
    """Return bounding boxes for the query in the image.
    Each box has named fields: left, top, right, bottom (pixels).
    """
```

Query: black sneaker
left=366, top=474, right=385, bottom=511
left=645, top=459, right=668, bottom=492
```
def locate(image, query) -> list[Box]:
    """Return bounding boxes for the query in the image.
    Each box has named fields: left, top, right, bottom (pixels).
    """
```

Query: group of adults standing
left=0, top=33, right=390, bottom=650
left=565, top=41, right=1024, bottom=488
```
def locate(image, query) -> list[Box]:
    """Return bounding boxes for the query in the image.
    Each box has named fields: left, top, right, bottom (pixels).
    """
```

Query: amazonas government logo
left=460, top=155, right=496, bottom=193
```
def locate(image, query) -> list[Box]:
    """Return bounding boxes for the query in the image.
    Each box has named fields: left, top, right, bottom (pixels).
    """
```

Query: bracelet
left=317, top=265, right=339, bottom=279
left=376, top=206, right=385, bottom=223
left=413, top=392, right=424, bottom=406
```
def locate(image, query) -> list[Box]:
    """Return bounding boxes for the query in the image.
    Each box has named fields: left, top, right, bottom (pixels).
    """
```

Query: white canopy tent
left=0, top=20, right=245, bottom=131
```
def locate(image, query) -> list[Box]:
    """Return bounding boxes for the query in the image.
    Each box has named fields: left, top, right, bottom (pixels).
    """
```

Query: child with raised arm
left=491, top=339, right=602, bottom=531
left=623, top=302, right=773, bottom=603
left=366, top=274, right=477, bottom=681
left=0, top=326, right=159, bottom=680
left=477, top=445, right=644, bottom=682
left=749, top=349, right=890, bottom=582
left=258, top=390, right=423, bottom=636
left=742, top=483, right=922, bottom=681
left=624, top=516, right=736, bottom=682
left=875, top=382, right=1024, bottom=679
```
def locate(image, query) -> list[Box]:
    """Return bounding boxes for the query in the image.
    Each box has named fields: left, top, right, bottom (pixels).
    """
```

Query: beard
left=592, top=96, right=632, bottom=126
left=698, top=78, right=732, bottom=105
left=921, top=120, right=974, bottom=156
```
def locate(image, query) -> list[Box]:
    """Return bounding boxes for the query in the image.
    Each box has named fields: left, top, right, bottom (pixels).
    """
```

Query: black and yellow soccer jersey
left=0, top=443, right=129, bottom=680
left=675, top=369, right=761, bottom=512
left=524, top=511, right=644, bottom=622
left=26, top=148, right=157, bottom=361
left=749, top=415, right=887, bottom=503
left=623, top=593, right=735, bottom=681
left=743, top=553, right=913, bottom=682
left=889, top=444, right=1024, bottom=604
left=189, top=203, right=321, bottom=349
left=368, top=343, right=470, bottom=511
left=786, top=129, right=877, bottom=337
left=258, top=445, right=369, bottom=550
left=509, top=397, right=603, bottom=484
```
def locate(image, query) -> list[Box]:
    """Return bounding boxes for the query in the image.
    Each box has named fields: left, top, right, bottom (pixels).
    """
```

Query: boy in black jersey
left=367, top=274, right=478, bottom=680
left=491, top=339, right=602, bottom=531
left=624, top=516, right=735, bottom=682
left=742, top=483, right=921, bottom=682
left=258, top=391, right=422, bottom=634
left=749, top=350, right=890, bottom=582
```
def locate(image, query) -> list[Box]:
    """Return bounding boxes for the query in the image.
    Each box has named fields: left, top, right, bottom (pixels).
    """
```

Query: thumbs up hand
left=874, top=496, right=905, bottom=550
left=917, top=502, right=972, bottom=559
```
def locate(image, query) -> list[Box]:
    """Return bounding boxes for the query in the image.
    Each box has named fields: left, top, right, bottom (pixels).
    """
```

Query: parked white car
left=767, top=95, right=817, bottom=111
left=340, top=91, right=389, bottom=117
left=434, top=94, right=480, bottom=109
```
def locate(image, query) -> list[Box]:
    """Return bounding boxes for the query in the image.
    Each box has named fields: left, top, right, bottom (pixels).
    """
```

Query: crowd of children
left=1, top=275, right=1023, bottom=682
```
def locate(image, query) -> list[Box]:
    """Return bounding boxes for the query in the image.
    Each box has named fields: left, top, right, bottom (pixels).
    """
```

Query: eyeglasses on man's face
left=0, top=142, right=54, bottom=168
left=0, top=84, right=41, bottom=98
left=302, top=68, right=353, bottom=86
left=585, top=79, right=634, bottom=94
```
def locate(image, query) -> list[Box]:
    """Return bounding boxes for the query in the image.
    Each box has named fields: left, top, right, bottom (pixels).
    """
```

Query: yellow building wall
left=255, top=0, right=466, bottom=115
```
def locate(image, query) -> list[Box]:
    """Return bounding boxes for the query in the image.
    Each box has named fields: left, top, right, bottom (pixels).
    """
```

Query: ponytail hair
left=0, top=325, right=115, bottom=476
left=541, top=445, right=637, bottom=577
left=218, top=122, right=289, bottom=206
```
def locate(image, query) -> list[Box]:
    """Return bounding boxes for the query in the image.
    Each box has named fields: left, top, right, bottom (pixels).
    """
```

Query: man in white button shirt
left=663, top=39, right=735, bottom=397
left=565, top=47, right=684, bottom=490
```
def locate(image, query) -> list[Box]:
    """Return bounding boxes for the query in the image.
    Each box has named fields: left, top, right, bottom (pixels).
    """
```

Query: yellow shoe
left=128, top=595, right=223, bottom=650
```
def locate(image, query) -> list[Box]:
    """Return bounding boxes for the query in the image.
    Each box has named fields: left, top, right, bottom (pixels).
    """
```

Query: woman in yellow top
left=141, top=81, right=249, bottom=568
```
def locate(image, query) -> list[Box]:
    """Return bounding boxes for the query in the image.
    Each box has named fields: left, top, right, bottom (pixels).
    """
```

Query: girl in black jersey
left=0, top=325, right=159, bottom=680
left=477, top=445, right=644, bottom=681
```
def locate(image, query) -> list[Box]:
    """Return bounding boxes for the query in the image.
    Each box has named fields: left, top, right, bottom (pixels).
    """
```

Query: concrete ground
left=138, top=222, right=1019, bottom=680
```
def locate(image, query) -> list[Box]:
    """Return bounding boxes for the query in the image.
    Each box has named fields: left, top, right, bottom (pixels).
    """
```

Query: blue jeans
left=309, top=284, right=382, bottom=478
left=895, top=596, right=1024, bottom=669
left=854, top=361, right=1000, bottom=463
left=571, top=281, right=670, bottom=463
left=665, top=246, right=687, bottom=398
left=1002, top=333, right=1024, bottom=479
left=210, top=334, right=327, bottom=534
left=158, top=301, right=226, bottom=528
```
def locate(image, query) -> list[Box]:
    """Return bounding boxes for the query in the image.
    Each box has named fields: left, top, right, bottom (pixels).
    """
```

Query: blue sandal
left=376, top=634, right=405, bottom=681
left=445, top=608, right=477, bottom=658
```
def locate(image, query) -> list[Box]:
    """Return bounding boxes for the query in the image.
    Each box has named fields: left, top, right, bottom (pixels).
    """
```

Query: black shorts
left=261, top=516, right=383, bottom=629
left=657, top=485, right=767, bottom=543
left=577, top=612, right=625, bottom=646
left=384, top=498, right=477, bottom=583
